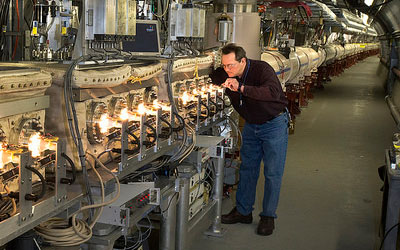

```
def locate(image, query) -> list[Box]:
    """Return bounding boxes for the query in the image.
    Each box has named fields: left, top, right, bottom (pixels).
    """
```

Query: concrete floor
left=188, top=56, right=397, bottom=250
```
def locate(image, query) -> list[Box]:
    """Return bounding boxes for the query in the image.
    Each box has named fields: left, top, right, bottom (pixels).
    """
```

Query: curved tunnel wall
left=372, top=0, right=400, bottom=127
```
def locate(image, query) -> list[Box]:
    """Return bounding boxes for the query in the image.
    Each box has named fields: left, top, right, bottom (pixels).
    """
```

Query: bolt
left=57, top=165, right=60, bottom=169
left=63, top=195, right=67, bottom=199
left=57, top=198, right=61, bottom=203
left=22, top=217, right=26, bottom=221
left=29, top=213, right=33, bottom=218
left=21, top=180, right=24, bottom=184
left=29, top=178, right=32, bottom=181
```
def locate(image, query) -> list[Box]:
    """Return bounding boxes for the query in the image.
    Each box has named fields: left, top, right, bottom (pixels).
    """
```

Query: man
left=210, top=43, right=289, bottom=236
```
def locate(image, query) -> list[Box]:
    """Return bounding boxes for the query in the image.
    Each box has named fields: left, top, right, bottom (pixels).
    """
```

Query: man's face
left=221, top=53, right=246, bottom=78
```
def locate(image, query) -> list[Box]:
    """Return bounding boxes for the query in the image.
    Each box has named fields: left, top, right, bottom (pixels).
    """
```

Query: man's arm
left=209, top=67, right=228, bottom=86
left=242, top=65, right=283, bottom=102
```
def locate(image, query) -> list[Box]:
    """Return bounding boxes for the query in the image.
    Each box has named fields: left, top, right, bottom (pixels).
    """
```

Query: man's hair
left=221, top=43, right=247, bottom=62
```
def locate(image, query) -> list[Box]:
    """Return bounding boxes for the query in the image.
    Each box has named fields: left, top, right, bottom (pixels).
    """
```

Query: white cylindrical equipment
left=323, top=45, right=337, bottom=65
left=334, top=45, right=345, bottom=60
left=261, top=51, right=291, bottom=86
left=290, top=48, right=309, bottom=80
left=296, top=47, right=319, bottom=75
left=317, top=48, right=327, bottom=68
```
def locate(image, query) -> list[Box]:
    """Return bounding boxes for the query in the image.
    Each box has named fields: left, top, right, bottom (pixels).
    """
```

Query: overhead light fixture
left=364, top=0, right=374, bottom=6
left=347, top=20, right=366, bottom=29
left=361, top=13, right=369, bottom=25
left=346, top=27, right=362, bottom=34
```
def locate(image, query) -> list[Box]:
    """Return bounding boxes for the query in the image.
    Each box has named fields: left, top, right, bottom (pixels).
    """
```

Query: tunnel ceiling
left=330, top=0, right=398, bottom=37
left=294, top=0, right=397, bottom=38
left=259, top=0, right=395, bottom=38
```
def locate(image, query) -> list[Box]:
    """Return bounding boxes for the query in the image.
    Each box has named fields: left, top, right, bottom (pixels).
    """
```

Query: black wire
left=200, top=101, right=210, bottom=118
left=208, top=98, right=221, bottom=113
left=61, top=153, right=77, bottom=184
left=172, top=112, right=185, bottom=132
left=379, top=222, right=400, bottom=250
left=128, top=131, right=140, bottom=144
left=160, top=116, right=173, bottom=137
left=216, top=95, right=226, bottom=109
left=25, top=166, right=46, bottom=201
left=144, top=122, right=157, bottom=142
left=297, top=7, right=305, bottom=22
left=161, top=192, right=179, bottom=214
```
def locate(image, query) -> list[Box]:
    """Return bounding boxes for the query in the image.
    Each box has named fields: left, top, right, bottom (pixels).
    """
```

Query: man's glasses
left=221, top=62, right=239, bottom=69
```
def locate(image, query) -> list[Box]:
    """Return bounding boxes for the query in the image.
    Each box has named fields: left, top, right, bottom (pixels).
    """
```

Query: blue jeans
left=236, top=111, right=289, bottom=218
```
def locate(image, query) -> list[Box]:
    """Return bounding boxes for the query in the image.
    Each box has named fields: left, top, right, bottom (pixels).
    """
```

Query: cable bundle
left=35, top=153, right=120, bottom=246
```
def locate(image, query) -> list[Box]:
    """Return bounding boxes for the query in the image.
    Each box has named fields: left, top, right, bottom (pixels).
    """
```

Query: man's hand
left=222, top=78, right=240, bottom=92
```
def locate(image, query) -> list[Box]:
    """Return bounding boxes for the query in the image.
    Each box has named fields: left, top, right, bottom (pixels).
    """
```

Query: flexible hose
left=35, top=153, right=120, bottom=246
left=61, top=153, right=76, bottom=185
left=25, top=166, right=46, bottom=202
left=4, top=186, right=16, bottom=216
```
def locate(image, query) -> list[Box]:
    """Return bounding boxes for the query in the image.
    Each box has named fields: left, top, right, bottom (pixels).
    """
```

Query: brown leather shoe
left=257, top=216, right=274, bottom=236
left=221, top=207, right=252, bottom=224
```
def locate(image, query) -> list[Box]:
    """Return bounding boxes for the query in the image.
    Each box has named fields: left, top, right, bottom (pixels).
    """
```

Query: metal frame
left=174, top=135, right=226, bottom=250
left=0, top=140, right=82, bottom=245
left=116, top=107, right=178, bottom=179
left=0, top=96, right=50, bottom=119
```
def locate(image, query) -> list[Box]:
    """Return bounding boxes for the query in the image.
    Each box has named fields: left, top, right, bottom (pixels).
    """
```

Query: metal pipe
left=160, top=191, right=178, bottom=250
left=207, top=156, right=225, bottom=235
left=175, top=178, right=189, bottom=250
left=385, top=95, right=400, bottom=130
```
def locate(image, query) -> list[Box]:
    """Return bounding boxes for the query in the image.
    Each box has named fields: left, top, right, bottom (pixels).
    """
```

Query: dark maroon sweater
left=210, top=59, right=288, bottom=124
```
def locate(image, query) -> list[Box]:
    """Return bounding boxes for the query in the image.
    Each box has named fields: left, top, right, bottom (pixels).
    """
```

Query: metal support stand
left=119, top=120, right=129, bottom=172
left=18, top=152, right=33, bottom=225
left=160, top=191, right=178, bottom=250
left=382, top=149, right=400, bottom=250
left=175, top=178, right=190, bottom=250
left=55, top=140, right=67, bottom=205
left=139, top=114, right=147, bottom=161
left=204, top=154, right=226, bottom=237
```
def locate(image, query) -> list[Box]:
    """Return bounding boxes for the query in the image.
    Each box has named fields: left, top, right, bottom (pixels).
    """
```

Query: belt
left=270, top=110, right=286, bottom=121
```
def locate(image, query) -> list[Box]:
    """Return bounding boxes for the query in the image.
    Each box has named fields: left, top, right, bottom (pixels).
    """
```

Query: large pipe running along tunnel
left=0, top=0, right=398, bottom=249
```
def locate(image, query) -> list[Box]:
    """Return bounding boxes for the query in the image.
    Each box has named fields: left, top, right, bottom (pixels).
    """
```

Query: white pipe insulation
left=260, top=42, right=380, bottom=87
